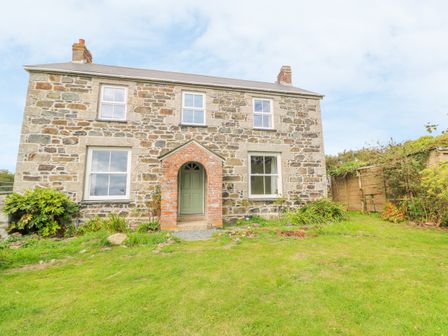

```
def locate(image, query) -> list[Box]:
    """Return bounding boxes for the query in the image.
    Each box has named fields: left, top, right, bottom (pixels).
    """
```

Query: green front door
left=180, top=162, right=205, bottom=214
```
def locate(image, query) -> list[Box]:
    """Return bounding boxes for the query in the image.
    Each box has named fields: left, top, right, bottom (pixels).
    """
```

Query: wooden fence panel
left=331, top=166, right=386, bottom=212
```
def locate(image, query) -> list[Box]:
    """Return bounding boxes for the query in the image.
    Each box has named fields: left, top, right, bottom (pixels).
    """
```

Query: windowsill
left=248, top=196, right=281, bottom=201
left=96, top=118, right=128, bottom=123
left=253, top=127, right=276, bottom=132
left=179, top=123, right=208, bottom=128
left=80, top=199, right=131, bottom=204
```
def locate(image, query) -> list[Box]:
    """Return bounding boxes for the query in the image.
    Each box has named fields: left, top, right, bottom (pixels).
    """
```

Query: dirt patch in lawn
left=7, top=256, right=75, bottom=273
left=279, top=230, right=306, bottom=238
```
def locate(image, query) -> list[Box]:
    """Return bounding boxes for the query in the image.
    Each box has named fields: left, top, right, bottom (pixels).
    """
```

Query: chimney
left=72, top=38, right=93, bottom=64
left=277, top=65, right=292, bottom=85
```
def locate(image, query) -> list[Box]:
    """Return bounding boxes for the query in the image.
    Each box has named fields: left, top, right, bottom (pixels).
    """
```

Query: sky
left=1, top=0, right=447, bottom=171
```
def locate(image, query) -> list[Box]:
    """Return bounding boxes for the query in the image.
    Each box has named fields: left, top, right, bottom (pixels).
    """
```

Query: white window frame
left=181, top=91, right=206, bottom=126
left=252, top=98, right=274, bottom=130
left=248, top=152, right=282, bottom=199
left=84, top=147, right=131, bottom=201
left=98, top=85, right=128, bottom=121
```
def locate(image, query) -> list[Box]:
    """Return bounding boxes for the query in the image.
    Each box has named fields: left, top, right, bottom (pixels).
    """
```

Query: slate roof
left=24, top=62, right=323, bottom=97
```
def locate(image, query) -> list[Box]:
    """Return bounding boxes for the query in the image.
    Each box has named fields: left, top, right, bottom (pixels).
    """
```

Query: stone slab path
left=171, top=229, right=219, bottom=241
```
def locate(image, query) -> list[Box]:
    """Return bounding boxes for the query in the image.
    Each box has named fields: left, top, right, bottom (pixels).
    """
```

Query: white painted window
left=99, top=85, right=127, bottom=121
left=182, top=92, right=206, bottom=125
left=253, top=98, right=273, bottom=129
left=85, top=147, right=131, bottom=200
left=248, top=153, right=282, bottom=198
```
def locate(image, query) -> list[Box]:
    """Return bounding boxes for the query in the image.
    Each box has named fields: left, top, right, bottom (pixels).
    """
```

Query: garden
left=327, top=133, right=448, bottom=226
left=1, top=189, right=448, bottom=335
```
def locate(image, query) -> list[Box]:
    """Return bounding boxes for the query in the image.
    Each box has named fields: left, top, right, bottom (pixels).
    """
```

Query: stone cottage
left=14, top=39, right=327, bottom=230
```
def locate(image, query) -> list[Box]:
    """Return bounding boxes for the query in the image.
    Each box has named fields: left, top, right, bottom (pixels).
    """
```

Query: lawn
left=1, top=213, right=448, bottom=335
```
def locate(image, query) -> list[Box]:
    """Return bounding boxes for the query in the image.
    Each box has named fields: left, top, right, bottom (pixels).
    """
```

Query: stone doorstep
left=176, top=220, right=209, bottom=231
left=177, top=214, right=206, bottom=222
left=171, top=229, right=217, bottom=241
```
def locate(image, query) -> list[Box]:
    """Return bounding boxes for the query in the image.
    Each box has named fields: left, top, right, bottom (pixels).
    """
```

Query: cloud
left=1, top=0, right=448, bottom=171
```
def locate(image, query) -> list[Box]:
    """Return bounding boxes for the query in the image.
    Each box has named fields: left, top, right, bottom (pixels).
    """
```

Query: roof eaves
left=24, top=65, right=324, bottom=98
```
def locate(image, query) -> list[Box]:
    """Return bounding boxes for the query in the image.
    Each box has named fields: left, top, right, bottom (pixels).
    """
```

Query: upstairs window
left=253, top=98, right=273, bottom=129
left=99, top=85, right=127, bottom=121
left=249, top=153, right=281, bottom=198
left=85, top=147, right=131, bottom=200
left=182, top=92, right=205, bottom=125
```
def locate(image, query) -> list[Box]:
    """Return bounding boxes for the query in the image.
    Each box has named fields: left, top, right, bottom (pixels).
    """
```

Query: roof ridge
left=84, top=63, right=286, bottom=87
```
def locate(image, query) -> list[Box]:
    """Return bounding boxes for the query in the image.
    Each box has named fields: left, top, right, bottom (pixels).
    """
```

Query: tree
left=0, top=170, right=14, bottom=183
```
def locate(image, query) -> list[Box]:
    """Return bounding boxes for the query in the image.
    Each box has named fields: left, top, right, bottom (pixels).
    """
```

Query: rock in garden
left=107, top=233, right=127, bottom=245
left=9, top=241, right=24, bottom=249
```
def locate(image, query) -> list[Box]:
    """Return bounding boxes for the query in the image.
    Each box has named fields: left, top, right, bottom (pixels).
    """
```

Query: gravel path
left=171, top=229, right=219, bottom=241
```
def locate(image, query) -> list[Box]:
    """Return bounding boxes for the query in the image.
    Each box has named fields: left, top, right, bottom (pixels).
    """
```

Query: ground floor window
left=84, top=147, right=131, bottom=200
left=249, top=153, right=281, bottom=198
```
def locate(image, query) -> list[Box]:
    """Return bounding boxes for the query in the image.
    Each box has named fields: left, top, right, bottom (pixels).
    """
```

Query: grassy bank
left=1, top=213, right=448, bottom=335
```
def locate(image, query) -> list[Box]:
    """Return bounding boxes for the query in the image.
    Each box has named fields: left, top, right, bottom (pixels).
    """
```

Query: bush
left=400, top=197, right=426, bottom=222
left=419, top=162, right=448, bottom=226
left=0, top=169, right=14, bottom=183
left=76, top=216, right=104, bottom=235
left=286, top=199, right=347, bottom=226
left=106, top=214, right=128, bottom=232
left=381, top=163, right=448, bottom=226
left=136, top=220, right=160, bottom=233
left=4, top=188, right=79, bottom=237
left=381, top=202, right=406, bottom=223
left=77, top=214, right=128, bottom=235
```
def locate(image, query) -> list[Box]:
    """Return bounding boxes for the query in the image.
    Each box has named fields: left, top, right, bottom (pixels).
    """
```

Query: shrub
left=76, top=216, right=104, bottom=235
left=381, top=163, right=448, bottom=226
left=4, top=188, right=79, bottom=237
left=286, top=199, right=347, bottom=226
left=381, top=202, right=406, bottom=223
left=400, top=197, right=427, bottom=222
left=420, top=162, right=448, bottom=226
left=136, top=220, right=160, bottom=233
left=106, top=214, right=128, bottom=232
left=77, top=213, right=128, bottom=235
left=0, top=170, right=14, bottom=183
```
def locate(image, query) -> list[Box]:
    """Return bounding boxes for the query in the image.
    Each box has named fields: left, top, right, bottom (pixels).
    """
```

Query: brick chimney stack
left=72, top=38, right=93, bottom=64
left=277, top=65, right=292, bottom=85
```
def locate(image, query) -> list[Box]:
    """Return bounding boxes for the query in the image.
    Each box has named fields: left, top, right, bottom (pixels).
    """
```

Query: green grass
left=1, top=214, right=448, bottom=335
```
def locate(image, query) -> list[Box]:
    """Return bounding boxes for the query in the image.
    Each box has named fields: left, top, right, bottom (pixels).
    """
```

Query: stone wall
left=427, top=148, right=448, bottom=167
left=0, top=194, right=9, bottom=238
left=14, top=70, right=327, bottom=224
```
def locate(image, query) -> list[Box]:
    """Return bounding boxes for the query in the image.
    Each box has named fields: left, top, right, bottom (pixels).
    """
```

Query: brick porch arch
left=159, top=140, right=224, bottom=230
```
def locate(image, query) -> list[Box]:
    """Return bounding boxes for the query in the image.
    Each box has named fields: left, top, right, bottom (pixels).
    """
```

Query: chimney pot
left=72, top=38, right=92, bottom=64
left=277, top=65, right=292, bottom=85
